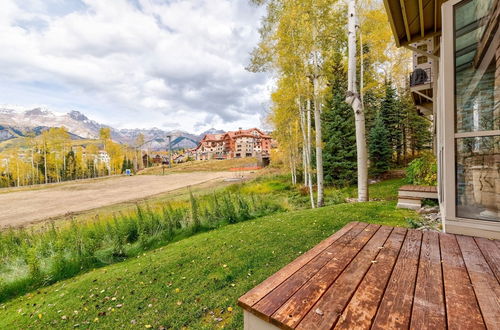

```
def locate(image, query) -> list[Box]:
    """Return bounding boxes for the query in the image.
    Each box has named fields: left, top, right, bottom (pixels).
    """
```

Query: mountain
left=0, top=107, right=224, bottom=150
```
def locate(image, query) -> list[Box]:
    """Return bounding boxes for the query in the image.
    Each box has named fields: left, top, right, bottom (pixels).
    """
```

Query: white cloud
left=0, top=0, right=270, bottom=133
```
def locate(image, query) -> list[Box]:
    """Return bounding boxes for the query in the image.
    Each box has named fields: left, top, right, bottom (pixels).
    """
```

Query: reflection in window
left=454, top=0, right=497, bottom=133
left=456, top=136, right=499, bottom=221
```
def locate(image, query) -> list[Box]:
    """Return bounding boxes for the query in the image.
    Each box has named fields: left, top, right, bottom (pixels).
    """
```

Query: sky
left=0, top=0, right=272, bottom=133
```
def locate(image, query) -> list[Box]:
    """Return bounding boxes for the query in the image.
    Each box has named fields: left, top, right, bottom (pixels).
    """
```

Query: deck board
left=371, top=230, right=422, bottom=329
left=475, top=237, right=500, bottom=282
left=410, top=231, right=446, bottom=329
left=333, top=227, right=407, bottom=330
left=238, top=222, right=500, bottom=329
left=294, top=226, right=393, bottom=329
left=440, top=233, right=486, bottom=329
left=457, top=235, right=500, bottom=329
left=272, top=224, right=387, bottom=328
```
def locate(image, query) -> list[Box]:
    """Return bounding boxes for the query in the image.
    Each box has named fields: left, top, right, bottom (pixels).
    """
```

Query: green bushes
left=0, top=192, right=281, bottom=303
left=406, top=153, right=437, bottom=185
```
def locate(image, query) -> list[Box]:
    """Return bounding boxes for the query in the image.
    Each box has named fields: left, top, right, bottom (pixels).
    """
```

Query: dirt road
left=0, top=172, right=238, bottom=228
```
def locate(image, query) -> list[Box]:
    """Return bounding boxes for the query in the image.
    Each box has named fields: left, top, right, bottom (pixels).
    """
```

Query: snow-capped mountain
left=0, top=107, right=103, bottom=140
left=0, top=107, right=224, bottom=150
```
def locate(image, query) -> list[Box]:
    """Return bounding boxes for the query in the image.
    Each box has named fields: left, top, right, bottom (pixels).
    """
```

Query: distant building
left=195, top=133, right=226, bottom=160
left=98, top=150, right=110, bottom=164
left=195, top=128, right=272, bottom=160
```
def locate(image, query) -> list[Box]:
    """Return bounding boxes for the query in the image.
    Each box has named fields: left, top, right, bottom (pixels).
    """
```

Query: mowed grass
left=140, top=158, right=260, bottom=174
left=0, top=201, right=415, bottom=329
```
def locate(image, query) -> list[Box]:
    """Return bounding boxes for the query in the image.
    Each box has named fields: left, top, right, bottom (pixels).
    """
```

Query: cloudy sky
left=0, top=0, right=272, bottom=133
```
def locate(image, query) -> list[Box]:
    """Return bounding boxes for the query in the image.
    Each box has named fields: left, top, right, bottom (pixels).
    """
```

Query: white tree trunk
left=306, top=99, right=315, bottom=208
left=346, top=0, right=369, bottom=202
left=299, top=100, right=308, bottom=186
left=44, top=143, right=48, bottom=184
left=299, top=99, right=315, bottom=208
left=313, top=75, right=324, bottom=207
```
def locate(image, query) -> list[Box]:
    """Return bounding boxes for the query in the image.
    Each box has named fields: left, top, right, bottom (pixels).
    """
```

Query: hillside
left=140, top=157, right=260, bottom=174
left=0, top=201, right=414, bottom=329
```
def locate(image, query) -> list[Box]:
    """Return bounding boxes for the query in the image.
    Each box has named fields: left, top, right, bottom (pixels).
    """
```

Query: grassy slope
left=140, top=158, right=259, bottom=175
left=0, top=201, right=414, bottom=329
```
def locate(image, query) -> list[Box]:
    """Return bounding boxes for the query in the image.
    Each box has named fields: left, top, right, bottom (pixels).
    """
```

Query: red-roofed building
left=223, top=128, right=272, bottom=159
left=195, top=133, right=226, bottom=160
left=195, top=128, right=272, bottom=160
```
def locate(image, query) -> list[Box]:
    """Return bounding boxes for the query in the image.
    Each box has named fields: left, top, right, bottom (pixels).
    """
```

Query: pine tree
left=368, top=115, right=392, bottom=176
left=379, top=82, right=400, bottom=164
left=322, top=62, right=357, bottom=187
left=121, top=158, right=128, bottom=173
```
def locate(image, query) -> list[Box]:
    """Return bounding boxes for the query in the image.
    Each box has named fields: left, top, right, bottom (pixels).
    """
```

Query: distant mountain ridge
left=0, top=107, right=225, bottom=150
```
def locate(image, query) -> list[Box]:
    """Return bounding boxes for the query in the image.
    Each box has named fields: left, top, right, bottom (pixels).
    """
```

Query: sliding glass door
left=453, top=0, right=499, bottom=222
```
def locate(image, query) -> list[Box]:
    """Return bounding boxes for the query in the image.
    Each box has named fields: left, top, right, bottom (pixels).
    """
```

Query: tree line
left=251, top=0, right=431, bottom=207
left=0, top=127, right=139, bottom=188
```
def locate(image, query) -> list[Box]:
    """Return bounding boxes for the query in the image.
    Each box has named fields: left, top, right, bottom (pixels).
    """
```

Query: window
left=453, top=0, right=498, bottom=221
left=417, top=56, right=428, bottom=64
left=417, top=44, right=428, bottom=52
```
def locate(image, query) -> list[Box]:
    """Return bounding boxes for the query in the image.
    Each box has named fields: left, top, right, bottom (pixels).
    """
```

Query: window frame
left=442, top=0, right=500, bottom=229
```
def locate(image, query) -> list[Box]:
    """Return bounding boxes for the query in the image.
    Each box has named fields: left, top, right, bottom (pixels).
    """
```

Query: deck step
left=397, top=185, right=438, bottom=210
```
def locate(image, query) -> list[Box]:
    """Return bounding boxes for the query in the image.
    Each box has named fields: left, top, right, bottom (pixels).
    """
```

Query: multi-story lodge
left=195, top=128, right=272, bottom=160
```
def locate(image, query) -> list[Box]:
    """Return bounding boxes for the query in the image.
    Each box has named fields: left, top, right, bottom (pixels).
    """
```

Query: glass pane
left=456, top=136, right=500, bottom=221
left=454, top=0, right=496, bottom=133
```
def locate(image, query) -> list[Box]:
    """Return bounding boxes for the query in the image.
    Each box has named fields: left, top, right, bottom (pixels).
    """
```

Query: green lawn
left=0, top=201, right=415, bottom=329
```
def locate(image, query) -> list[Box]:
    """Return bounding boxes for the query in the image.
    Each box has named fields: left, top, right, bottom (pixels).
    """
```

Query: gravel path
left=0, top=172, right=236, bottom=228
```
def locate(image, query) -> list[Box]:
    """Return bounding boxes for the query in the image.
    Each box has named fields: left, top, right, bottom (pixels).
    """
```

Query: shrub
left=406, top=152, right=437, bottom=185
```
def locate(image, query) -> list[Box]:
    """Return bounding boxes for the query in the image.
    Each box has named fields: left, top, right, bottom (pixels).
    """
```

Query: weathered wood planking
left=273, top=224, right=386, bottom=328
left=475, top=236, right=500, bottom=282
left=371, top=230, right=422, bottom=329
left=457, top=235, right=500, bottom=329
left=294, top=226, right=393, bottom=329
left=333, top=227, right=407, bottom=330
left=410, top=231, right=446, bottom=329
left=440, top=233, right=486, bottom=329
left=238, top=222, right=500, bottom=329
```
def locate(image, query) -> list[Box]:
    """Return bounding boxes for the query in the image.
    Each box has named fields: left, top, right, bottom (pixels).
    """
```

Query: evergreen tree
left=379, top=82, right=401, bottom=164
left=368, top=115, right=392, bottom=176
left=121, top=158, right=128, bottom=173
left=322, top=62, right=357, bottom=187
left=400, top=91, right=432, bottom=158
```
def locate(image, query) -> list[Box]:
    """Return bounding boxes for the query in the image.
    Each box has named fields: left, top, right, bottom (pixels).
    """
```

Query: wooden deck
left=238, top=222, right=500, bottom=329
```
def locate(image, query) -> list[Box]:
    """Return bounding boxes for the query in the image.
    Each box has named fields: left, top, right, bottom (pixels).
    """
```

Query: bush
left=406, top=152, right=437, bottom=185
